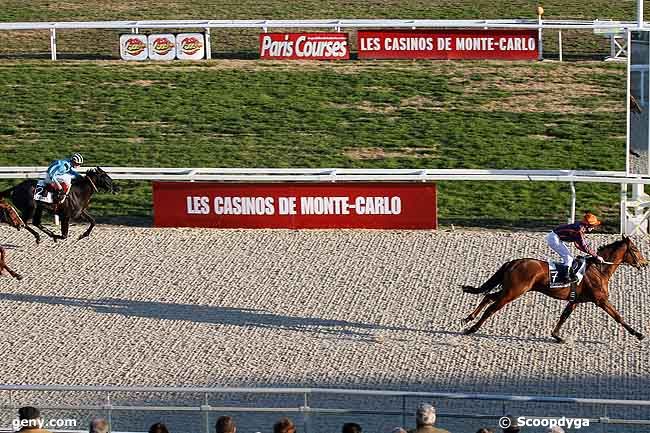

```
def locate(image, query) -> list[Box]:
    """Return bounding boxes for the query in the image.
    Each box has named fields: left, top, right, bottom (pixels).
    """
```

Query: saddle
left=549, top=256, right=587, bottom=289
left=33, top=181, right=65, bottom=204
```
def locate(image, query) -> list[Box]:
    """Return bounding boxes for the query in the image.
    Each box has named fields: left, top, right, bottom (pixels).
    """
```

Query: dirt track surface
left=0, top=226, right=649, bottom=432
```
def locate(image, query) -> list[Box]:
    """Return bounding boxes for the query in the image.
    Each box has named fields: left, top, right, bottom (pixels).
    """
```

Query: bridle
left=601, top=243, right=644, bottom=268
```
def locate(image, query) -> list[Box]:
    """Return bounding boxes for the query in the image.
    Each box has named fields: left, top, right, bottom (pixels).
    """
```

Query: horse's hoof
left=461, top=317, right=472, bottom=325
left=15, top=275, right=23, bottom=281
left=636, top=333, right=645, bottom=341
left=463, top=327, right=477, bottom=335
left=552, top=335, right=565, bottom=344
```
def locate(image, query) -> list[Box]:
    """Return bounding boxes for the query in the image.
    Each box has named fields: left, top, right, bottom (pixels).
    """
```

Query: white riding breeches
left=546, top=231, right=573, bottom=268
left=44, top=173, right=73, bottom=191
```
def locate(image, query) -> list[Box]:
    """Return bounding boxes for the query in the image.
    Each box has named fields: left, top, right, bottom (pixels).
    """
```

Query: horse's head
left=622, top=235, right=648, bottom=269
left=88, top=167, right=120, bottom=194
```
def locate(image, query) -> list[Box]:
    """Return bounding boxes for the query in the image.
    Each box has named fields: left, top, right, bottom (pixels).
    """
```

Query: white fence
left=0, top=384, right=649, bottom=433
left=1, top=167, right=650, bottom=234
left=0, top=18, right=641, bottom=60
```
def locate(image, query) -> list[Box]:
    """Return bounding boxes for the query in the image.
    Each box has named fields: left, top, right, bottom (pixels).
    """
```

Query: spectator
left=476, top=429, right=494, bottom=433
left=273, top=417, right=296, bottom=433
left=89, top=417, right=109, bottom=433
left=215, top=416, right=236, bottom=433
left=546, top=428, right=565, bottom=433
left=408, top=403, right=450, bottom=433
left=342, top=423, right=362, bottom=433
left=149, top=422, right=170, bottom=433
left=16, top=406, right=51, bottom=433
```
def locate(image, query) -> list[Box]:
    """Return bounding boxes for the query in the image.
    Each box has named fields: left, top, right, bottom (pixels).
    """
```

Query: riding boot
left=568, top=266, right=578, bottom=283
left=558, top=266, right=570, bottom=283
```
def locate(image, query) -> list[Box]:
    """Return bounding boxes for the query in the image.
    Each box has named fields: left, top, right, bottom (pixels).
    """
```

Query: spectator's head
left=546, top=427, right=565, bottom=433
left=148, top=422, right=170, bottom=433
left=342, top=422, right=362, bottom=433
left=476, top=429, right=495, bottom=433
left=273, top=417, right=296, bottom=433
left=215, top=416, right=236, bottom=433
left=502, top=415, right=521, bottom=432
left=89, top=417, right=109, bottom=433
left=415, top=403, right=436, bottom=427
left=18, top=406, right=40, bottom=422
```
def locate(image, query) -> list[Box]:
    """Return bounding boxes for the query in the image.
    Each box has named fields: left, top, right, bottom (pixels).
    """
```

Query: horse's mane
left=72, top=168, right=98, bottom=184
left=597, top=239, right=626, bottom=255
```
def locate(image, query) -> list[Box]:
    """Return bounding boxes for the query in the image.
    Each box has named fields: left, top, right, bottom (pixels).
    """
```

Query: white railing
left=0, top=18, right=638, bottom=60
left=0, top=166, right=648, bottom=183
left=0, top=384, right=649, bottom=433
left=0, top=18, right=640, bottom=31
left=1, top=167, right=650, bottom=233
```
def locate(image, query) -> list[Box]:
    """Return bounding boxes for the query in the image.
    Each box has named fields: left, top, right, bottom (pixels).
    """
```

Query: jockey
left=45, top=153, right=83, bottom=203
left=546, top=212, right=605, bottom=282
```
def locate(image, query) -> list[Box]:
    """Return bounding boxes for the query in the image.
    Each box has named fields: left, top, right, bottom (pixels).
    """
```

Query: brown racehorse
left=0, top=246, right=22, bottom=280
left=461, top=235, right=648, bottom=343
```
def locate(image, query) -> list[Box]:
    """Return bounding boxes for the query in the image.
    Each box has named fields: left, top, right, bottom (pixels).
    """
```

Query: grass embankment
left=0, top=60, right=627, bottom=229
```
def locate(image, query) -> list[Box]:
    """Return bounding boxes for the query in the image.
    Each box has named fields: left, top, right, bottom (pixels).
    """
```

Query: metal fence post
left=558, top=30, right=563, bottom=62
left=569, top=181, right=576, bottom=223
left=303, top=391, right=310, bottom=433
left=402, top=395, right=407, bottom=428
left=49, top=28, right=57, bottom=61
left=205, top=28, right=212, bottom=60
left=203, top=393, right=210, bottom=433
left=106, top=392, right=113, bottom=433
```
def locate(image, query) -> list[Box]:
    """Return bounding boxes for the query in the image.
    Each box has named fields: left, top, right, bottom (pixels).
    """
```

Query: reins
left=86, top=174, right=98, bottom=192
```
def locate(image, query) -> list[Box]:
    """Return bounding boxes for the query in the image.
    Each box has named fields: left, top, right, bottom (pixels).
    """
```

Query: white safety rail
left=0, top=19, right=643, bottom=31
left=0, top=18, right=644, bottom=60
left=2, top=167, right=650, bottom=233
left=0, top=384, right=649, bottom=433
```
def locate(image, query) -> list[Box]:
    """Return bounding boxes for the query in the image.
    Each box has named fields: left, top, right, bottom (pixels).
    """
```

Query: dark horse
left=462, top=235, right=648, bottom=343
left=0, top=167, right=118, bottom=244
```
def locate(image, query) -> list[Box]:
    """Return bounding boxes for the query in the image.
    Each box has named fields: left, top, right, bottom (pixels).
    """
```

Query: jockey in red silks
left=44, top=153, right=83, bottom=203
left=546, top=212, right=605, bottom=282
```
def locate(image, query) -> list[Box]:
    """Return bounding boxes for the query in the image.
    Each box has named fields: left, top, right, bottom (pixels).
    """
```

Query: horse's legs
left=597, top=300, right=644, bottom=341
left=59, top=216, right=69, bottom=240
left=462, top=291, right=500, bottom=324
left=33, top=206, right=60, bottom=241
left=463, top=287, right=528, bottom=335
left=20, top=207, right=40, bottom=244
left=1, top=263, right=23, bottom=280
left=0, top=248, right=21, bottom=280
left=77, top=210, right=96, bottom=240
left=23, top=225, right=41, bottom=244
left=551, top=302, right=577, bottom=343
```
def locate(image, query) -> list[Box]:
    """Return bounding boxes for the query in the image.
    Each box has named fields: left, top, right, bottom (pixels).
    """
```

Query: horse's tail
left=462, top=262, right=510, bottom=294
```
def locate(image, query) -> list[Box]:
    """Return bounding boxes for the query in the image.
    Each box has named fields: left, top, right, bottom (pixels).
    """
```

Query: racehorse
left=461, top=235, right=647, bottom=343
left=0, top=167, right=118, bottom=243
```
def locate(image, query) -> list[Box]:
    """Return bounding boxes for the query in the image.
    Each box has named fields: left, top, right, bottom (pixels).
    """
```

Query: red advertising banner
left=358, top=29, right=538, bottom=60
left=259, top=33, right=350, bottom=60
left=153, top=182, right=436, bottom=229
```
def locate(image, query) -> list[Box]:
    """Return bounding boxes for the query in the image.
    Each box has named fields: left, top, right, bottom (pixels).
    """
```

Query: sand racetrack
left=0, top=226, right=649, bottom=432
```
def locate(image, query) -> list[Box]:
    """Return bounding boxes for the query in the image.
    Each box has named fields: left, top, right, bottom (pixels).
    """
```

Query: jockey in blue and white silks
left=44, top=153, right=84, bottom=202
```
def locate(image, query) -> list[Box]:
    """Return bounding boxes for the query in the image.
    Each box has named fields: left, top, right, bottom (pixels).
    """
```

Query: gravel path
left=0, top=226, right=648, bottom=432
